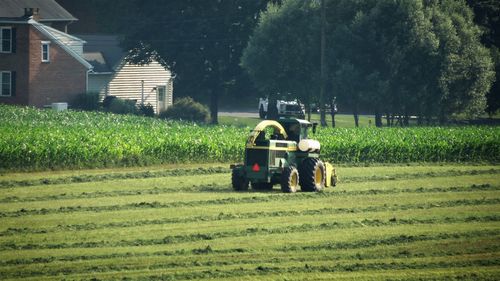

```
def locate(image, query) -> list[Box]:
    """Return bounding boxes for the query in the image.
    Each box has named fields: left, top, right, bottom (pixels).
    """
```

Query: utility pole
left=141, top=80, right=145, bottom=105
left=320, top=0, right=327, bottom=127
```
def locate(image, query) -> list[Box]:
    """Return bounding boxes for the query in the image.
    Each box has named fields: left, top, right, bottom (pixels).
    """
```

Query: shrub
left=72, top=92, right=100, bottom=111
left=102, top=96, right=117, bottom=110
left=108, top=98, right=137, bottom=115
left=160, top=97, right=209, bottom=123
left=137, top=103, right=155, bottom=117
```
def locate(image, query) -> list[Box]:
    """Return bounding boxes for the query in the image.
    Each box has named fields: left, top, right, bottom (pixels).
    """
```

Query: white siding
left=88, top=74, right=111, bottom=96
left=107, top=60, right=173, bottom=114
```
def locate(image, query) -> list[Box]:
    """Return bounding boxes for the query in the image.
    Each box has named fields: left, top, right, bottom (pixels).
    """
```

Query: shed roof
left=0, top=0, right=76, bottom=21
left=77, top=34, right=127, bottom=73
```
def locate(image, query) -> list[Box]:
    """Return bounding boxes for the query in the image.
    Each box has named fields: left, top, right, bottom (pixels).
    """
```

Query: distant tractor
left=231, top=118, right=337, bottom=193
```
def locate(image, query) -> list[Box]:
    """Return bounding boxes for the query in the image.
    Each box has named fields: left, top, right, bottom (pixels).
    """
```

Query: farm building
left=0, top=0, right=173, bottom=113
left=0, top=0, right=91, bottom=107
left=78, top=34, right=174, bottom=114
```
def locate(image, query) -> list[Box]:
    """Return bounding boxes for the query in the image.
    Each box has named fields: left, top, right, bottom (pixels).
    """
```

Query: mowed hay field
left=0, top=164, right=499, bottom=280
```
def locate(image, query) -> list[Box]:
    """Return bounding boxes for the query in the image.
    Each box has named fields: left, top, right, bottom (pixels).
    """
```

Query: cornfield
left=0, top=105, right=498, bottom=170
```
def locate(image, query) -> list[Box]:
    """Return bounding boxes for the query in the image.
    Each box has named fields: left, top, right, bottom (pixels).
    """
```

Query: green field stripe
left=1, top=204, right=498, bottom=249
left=340, top=168, right=500, bottom=183
left=1, top=171, right=497, bottom=207
left=1, top=189, right=497, bottom=232
left=218, top=267, right=500, bottom=281
left=0, top=230, right=497, bottom=269
left=1, top=199, right=498, bottom=237
left=1, top=187, right=499, bottom=218
left=0, top=242, right=498, bottom=279
left=1, top=222, right=497, bottom=263
left=1, top=180, right=498, bottom=204
left=1, top=251, right=498, bottom=280
left=1, top=215, right=498, bottom=251
left=0, top=167, right=229, bottom=189
left=1, top=167, right=498, bottom=191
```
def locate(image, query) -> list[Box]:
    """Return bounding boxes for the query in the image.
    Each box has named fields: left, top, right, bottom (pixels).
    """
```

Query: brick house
left=0, top=0, right=92, bottom=107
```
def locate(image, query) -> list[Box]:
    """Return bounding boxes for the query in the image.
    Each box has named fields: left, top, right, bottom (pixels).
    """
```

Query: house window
left=0, top=27, right=12, bottom=53
left=41, top=41, right=50, bottom=62
left=1, top=71, right=12, bottom=97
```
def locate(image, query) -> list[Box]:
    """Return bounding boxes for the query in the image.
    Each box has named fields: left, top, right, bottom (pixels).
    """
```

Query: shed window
left=1, top=71, right=12, bottom=97
left=0, top=27, right=12, bottom=53
left=42, top=41, right=50, bottom=62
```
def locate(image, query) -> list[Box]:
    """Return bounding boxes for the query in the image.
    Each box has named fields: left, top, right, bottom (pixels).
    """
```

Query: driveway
left=218, top=111, right=259, bottom=118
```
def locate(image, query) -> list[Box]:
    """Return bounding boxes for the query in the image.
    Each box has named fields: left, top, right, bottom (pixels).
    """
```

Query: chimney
left=24, top=8, right=41, bottom=21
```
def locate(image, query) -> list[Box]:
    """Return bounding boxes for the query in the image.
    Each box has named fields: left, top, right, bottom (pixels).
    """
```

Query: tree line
left=69, top=0, right=498, bottom=125
left=242, top=0, right=496, bottom=126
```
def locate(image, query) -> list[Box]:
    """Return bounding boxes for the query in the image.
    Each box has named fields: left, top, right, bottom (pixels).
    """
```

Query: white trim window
left=1, top=71, right=12, bottom=97
left=0, top=27, right=12, bottom=53
left=41, top=41, right=50, bottom=62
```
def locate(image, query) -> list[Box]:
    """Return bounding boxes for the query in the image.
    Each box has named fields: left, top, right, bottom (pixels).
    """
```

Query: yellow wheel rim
left=291, top=172, right=298, bottom=187
left=314, top=167, right=323, bottom=185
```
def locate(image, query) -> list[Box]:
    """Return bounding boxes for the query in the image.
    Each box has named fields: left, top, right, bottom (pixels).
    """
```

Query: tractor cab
left=231, top=118, right=336, bottom=193
left=278, top=118, right=316, bottom=143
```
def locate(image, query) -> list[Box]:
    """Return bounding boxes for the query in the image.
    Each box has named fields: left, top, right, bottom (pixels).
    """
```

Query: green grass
left=218, top=114, right=375, bottom=128
left=0, top=163, right=498, bottom=280
left=1, top=105, right=499, bottom=171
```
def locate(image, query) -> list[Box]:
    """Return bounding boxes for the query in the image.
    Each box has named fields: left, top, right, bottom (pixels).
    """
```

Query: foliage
left=107, top=97, right=137, bottom=115
left=159, top=97, right=209, bottom=123
left=466, top=0, right=500, bottom=115
left=241, top=0, right=321, bottom=111
left=94, top=1, right=280, bottom=124
left=0, top=105, right=499, bottom=171
left=137, top=103, right=155, bottom=117
left=71, top=92, right=100, bottom=111
left=242, top=0, right=495, bottom=125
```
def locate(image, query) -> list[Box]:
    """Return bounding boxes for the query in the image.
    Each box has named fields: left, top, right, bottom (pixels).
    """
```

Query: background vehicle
left=259, top=98, right=305, bottom=119
left=231, top=118, right=337, bottom=193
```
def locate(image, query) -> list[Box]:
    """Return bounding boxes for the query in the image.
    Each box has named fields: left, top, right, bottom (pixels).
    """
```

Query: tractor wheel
left=251, top=182, right=273, bottom=190
left=232, top=169, right=248, bottom=191
left=299, top=158, right=325, bottom=192
left=259, top=105, right=266, bottom=119
left=281, top=166, right=299, bottom=193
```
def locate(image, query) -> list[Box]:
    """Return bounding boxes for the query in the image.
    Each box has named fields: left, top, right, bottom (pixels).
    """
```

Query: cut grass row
left=0, top=164, right=499, bottom=280
left=1, top=105, right=499, bottom=171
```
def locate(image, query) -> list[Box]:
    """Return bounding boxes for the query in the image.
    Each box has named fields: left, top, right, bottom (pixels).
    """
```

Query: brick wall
left=28, top=26, right=87, bottom=107
left=0, top=23, right=30, bottom=105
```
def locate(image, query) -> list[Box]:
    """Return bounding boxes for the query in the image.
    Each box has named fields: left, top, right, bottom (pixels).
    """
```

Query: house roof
left=0, top=0, right=77, bottom=21
left=76, top=34, right=127, bottom=73
left=30, top=19, right=92, bottom=69
left=82, top=52, right=110, bottom=73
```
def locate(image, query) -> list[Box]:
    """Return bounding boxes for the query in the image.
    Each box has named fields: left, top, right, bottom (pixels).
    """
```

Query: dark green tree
left=241, top=0, right=321, bottom=121
left=467, top=0, right=500, bottom=116
left=93, top=0, right=277, bottom=124
left=242, top=0, right=494, bottom=126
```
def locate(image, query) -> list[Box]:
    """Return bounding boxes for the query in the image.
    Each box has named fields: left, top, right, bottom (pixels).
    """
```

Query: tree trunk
left=417, top=115, right=423, bottom=126
left=210, top=89, right=219, bottom=124
left=267, top=95, right=279, bottom=120
left=386, top=113, right=391, bottom=127
left=330, top=99, right=336, bottom=128
left=375, top=111, right=383, bottom=127
left=403, top=115, right=409, bottom=127
left=319, top=0, right=327, bottom=127
left=353, top=104, right=359, bottom=127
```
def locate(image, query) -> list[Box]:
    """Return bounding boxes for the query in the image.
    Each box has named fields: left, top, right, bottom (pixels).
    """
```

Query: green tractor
left=231, top=118, right=337, bottom=193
